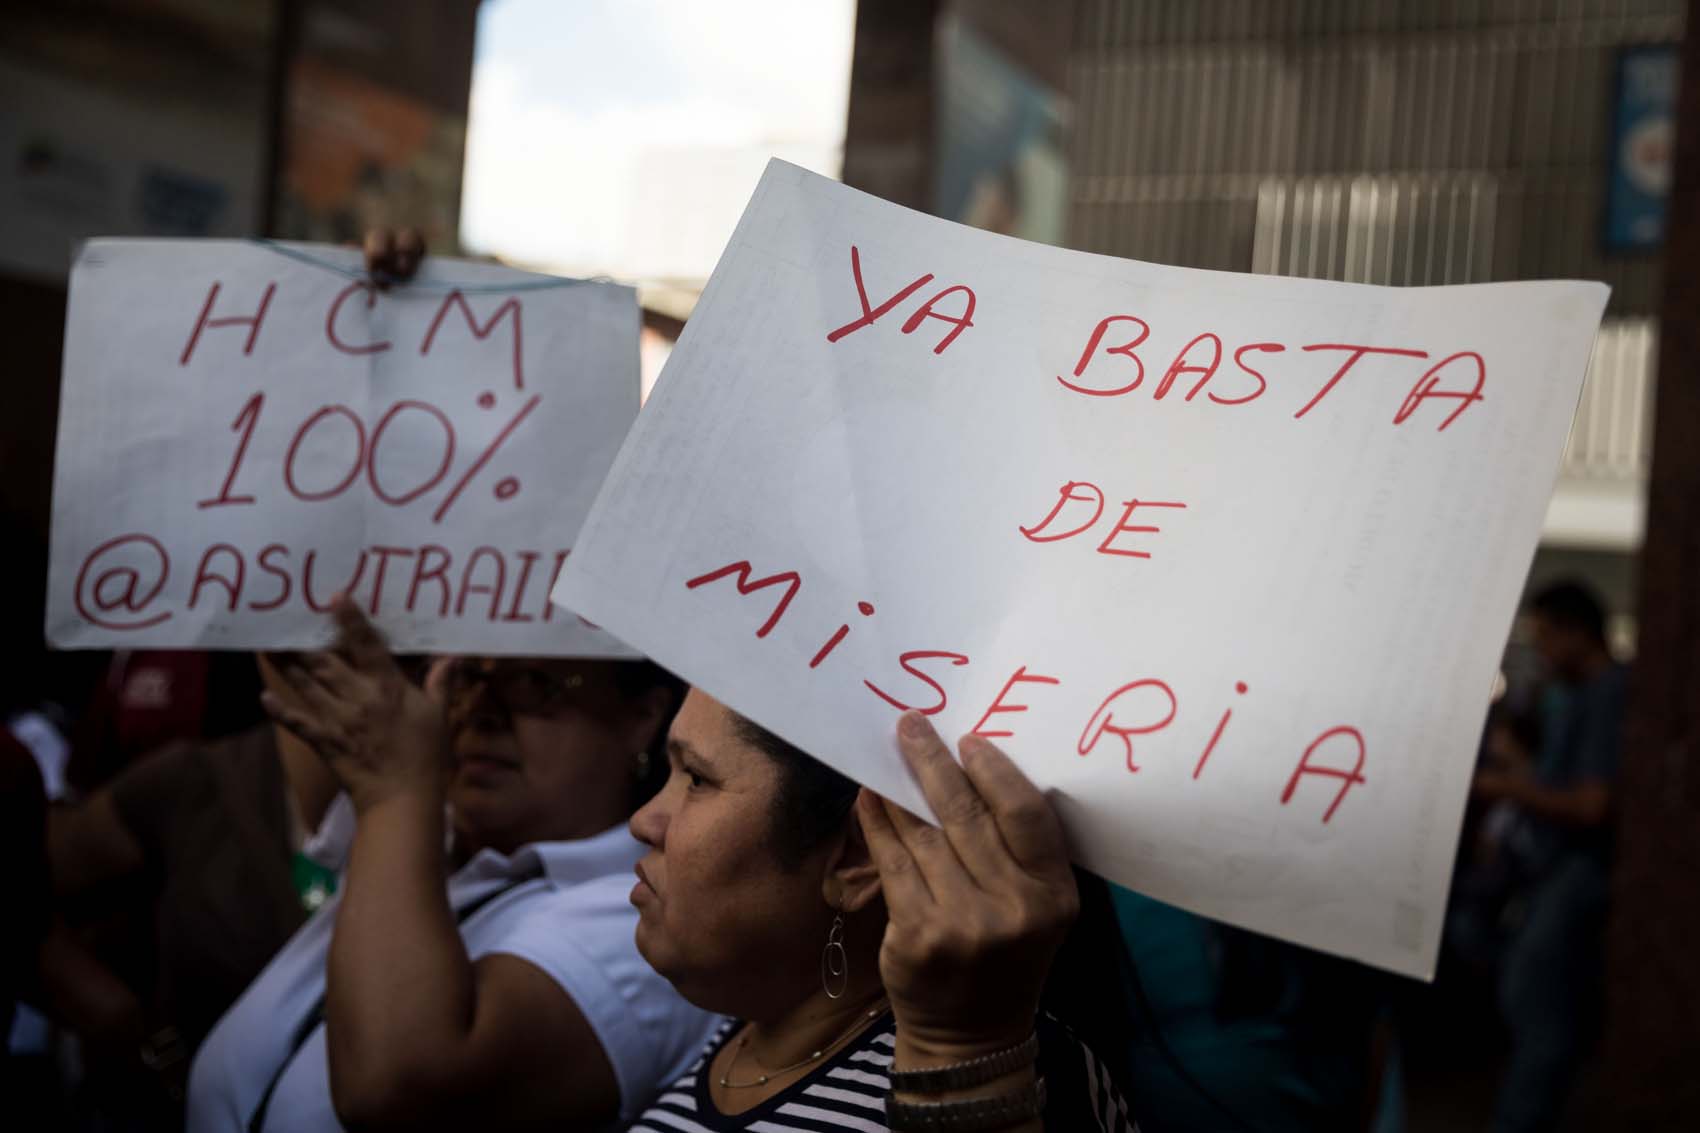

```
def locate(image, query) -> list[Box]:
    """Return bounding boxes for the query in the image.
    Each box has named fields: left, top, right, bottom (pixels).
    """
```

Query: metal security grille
left=1252, top=175, right=1499, bottom=282
left=1065, top=0, right=1678, bottom=500
left=1566, top=316, right=1658, bottom=478
left=1067, top=0, right=1685, bottom=311
left=1250, top=179, right=1654, bottom=482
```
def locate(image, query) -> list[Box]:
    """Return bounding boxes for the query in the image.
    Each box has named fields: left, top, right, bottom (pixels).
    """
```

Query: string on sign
left=244, top=237, right=613, bottom=294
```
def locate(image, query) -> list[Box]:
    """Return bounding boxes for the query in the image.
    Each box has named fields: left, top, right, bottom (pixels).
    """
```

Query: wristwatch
left=885, top=1077, right=1047, bottom=1132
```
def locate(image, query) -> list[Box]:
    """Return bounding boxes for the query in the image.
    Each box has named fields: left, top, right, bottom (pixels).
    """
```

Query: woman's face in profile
left=628, top=689, right=833, bottom=1017
left=445, top=659, right=647, bottom=853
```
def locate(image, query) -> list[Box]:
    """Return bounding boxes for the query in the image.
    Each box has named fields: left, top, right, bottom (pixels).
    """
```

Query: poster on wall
left=1604, top=43, right=1681, bottom=253
left=933, top=13, right=1069, bottom=245
left=279, top=58, right=468, bottom=251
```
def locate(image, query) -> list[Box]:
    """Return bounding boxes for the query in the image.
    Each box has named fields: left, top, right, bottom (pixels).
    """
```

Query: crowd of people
left=0, top=234, right=1631, bottom=1133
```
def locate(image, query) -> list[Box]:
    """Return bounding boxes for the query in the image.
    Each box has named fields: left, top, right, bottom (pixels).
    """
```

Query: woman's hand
left=423, top=655, right=459, bottom=704
left=363, top=226, right=426, bottom=287
left=857, top=712, right=1078, bottom=1064
left=262, top=594, right=448, bottom=814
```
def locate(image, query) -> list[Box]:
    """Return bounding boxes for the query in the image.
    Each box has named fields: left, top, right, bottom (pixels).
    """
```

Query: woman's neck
left=708, top=961, right=887, bottom=1116
left=743, top=978, right=888, bottom=1067
left=740, top=911, right=891, bottom=1064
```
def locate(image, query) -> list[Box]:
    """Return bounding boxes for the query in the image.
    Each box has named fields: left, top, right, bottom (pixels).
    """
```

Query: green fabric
left=291, top=852, right=338, bottom=913
left=1113, top=887, right=1381, bottom=1132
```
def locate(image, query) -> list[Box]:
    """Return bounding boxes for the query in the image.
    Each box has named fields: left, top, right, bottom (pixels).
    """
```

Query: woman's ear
left=823, top=810, right=883, bottom=914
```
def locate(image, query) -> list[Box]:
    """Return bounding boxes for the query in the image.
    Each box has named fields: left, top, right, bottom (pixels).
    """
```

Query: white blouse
left=187, top=825, right=722, bottom=1132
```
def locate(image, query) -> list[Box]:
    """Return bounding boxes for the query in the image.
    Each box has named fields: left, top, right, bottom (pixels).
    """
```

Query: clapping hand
left=262, top=595, right=448, bottom=814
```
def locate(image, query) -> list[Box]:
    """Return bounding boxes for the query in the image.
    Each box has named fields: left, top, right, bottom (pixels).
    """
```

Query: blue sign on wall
left=1604, top=44, right=1681, bottom=252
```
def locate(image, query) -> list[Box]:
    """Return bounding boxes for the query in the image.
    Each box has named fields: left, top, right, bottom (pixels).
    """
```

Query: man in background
left=1473, top=580, right=1627, bottom=1133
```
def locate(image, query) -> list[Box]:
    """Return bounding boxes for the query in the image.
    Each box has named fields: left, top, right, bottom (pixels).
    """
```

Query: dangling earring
left=821, top=907, right=849, bottom=1000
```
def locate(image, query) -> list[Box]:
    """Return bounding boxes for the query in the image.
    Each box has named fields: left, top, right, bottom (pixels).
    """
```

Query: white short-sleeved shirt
left=187, top=825, right=721, bottom=1133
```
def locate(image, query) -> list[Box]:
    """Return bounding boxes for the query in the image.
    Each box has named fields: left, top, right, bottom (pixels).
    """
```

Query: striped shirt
left=628, top=1012, right=1137, bottom=1132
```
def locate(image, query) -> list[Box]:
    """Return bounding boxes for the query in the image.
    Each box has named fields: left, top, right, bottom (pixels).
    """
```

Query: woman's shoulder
left=632, top=1014, right=1137, bottom=1132
left=461, top=854, right=724, bottom=1116
left=473, top=857, right=640, bottom=965
left=632, top=1016, right=890, bottom=1132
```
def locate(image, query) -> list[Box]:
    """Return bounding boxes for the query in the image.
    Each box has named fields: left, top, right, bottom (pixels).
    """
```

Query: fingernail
left=899, top=712, right=929, bottom=739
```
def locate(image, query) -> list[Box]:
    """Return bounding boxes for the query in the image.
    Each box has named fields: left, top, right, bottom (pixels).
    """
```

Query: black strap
left=246, top=869, right=543, bottom=1133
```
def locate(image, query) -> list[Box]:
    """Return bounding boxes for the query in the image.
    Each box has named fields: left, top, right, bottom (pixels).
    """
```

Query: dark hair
left=616, top=661, right=687, bottom=810
left=1530, top=579, right=1607, bottom=645
left=446, top=656, right=684, bottom=814
left=732, top=714, right=860, bottom=870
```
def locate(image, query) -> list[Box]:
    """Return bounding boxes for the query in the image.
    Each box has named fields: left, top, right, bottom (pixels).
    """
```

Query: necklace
left=718, top=1000, right=888, bottom=1089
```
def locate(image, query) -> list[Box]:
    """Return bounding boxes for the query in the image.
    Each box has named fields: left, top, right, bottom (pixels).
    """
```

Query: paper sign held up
left=48, top=239, right=638, bottom=656
left=557, top=160, right=1608, bottom=979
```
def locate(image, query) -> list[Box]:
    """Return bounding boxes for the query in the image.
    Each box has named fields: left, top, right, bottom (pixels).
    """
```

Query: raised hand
left=363, top=226, right=426, bottom=287
left=262, top=594, right=448, bottom=813
left=857, top=711, right=1078, bottom=1063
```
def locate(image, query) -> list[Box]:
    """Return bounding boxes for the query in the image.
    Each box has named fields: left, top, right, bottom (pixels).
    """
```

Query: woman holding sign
left=249, top=229, right=1137, bottom=1131
left=185, top=599, right=720, bottom=1132
left=623, top=689, right=1140, bottom=1132
left=259, top=596, right=1138, bottom=1132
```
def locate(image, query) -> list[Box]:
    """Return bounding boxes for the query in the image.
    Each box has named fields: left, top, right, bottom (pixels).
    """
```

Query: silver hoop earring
left=821, top=910, right=849, bottom=1000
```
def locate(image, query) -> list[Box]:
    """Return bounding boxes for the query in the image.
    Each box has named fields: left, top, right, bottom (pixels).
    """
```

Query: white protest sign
left=557, top=161, right=1607, bottom=978
left=49, top=239, right=637, bottom=656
